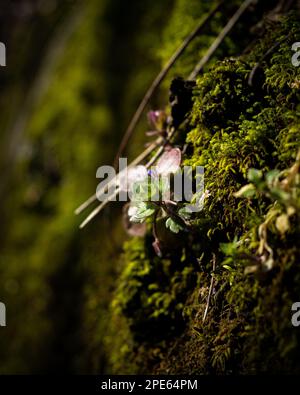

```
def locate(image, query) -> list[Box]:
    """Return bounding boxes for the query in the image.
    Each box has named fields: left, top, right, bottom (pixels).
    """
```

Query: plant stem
left=189, top=0, right=254, bottom=80
left=202, top=254, right=216, bottom=323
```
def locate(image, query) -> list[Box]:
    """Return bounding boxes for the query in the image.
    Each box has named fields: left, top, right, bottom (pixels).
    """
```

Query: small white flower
left=128, top=204, right=140, bottom=222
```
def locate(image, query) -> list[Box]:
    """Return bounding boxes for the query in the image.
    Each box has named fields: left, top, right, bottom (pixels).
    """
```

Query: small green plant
left=125, top=147, right=210, bottom=256
left=230, top=150, right=300, bottom=272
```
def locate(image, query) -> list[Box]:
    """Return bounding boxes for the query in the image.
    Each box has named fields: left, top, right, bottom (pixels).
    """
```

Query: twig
left=79, top=188, right=119, bottom=229
left=76, top=126, right=177, bottom=227
left=76, top=0, right=255, bottom=228
left=113, top=1, right=225, bottom=168
left=189, top=0, right=255, bottom=80
left=248, top=32, right=292, bottom=86
left=78, top=127, right=178, bottom=228
left=76, top=2, right=225, bottom=225
left=75, top=137, right=163, bottom=216
left=202, top=254, right=216, bottom=323
left=145, top=127, right=176, bottom=168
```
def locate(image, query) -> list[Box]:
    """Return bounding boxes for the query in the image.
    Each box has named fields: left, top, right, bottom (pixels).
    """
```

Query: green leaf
left=178, top=205, right=193, bottom=220
left=128, top=202, right=156, bottom=223
left=265, top=169, right=280, bottom=186
left=220, top=237, right=239, bottom=256
left=222, top=264, right=234, bottom=272
left=233, top=183, right=256, bottom=198
left=269, top=187, right=290, bottom=202
left=159, top=176, right=171, bottom=197
left=247, top=168, right=263, bottom=184
left=165, top=217, right=183, bottom=234
left=275, top=213, right=290, bottom=234
left=132, top=179, right=159, bottom=201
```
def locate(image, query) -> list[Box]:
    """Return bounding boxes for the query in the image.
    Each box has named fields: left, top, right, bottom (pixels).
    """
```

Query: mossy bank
left=105, top=9, right=300, bottom=374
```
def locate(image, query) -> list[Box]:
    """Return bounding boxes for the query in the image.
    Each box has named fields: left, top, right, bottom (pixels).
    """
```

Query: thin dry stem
left=189, top=0, right=254, bottom=80
left=113, top=1, right=225, bottom=167
left=202, top=254, right=216, bottom=323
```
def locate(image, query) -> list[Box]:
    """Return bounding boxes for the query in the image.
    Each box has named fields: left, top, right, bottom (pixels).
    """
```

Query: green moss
left=157, top=0, right=275, bottom=92
left=108, top=11, right=300, bottom=374
left=106, top=236, right=196, bottom=373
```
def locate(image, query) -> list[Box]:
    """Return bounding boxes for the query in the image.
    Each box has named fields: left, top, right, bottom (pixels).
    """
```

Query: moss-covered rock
left=107, top=10, right=300, bottom=374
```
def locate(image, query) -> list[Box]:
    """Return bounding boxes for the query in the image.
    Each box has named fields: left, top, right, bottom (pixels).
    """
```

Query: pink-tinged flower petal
left=147, top=110, right=169, bottom=131
left=152, top=238, right=162, bottom=257
left=118, top=165, right=148, bottom=192
left=147, top=110, right=161, bottom=127
left=156, top=148, right=181, bottom=176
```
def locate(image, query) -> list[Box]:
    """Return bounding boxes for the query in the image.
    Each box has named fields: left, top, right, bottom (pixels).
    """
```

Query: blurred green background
left=0, top=0, right=178, bottom=373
